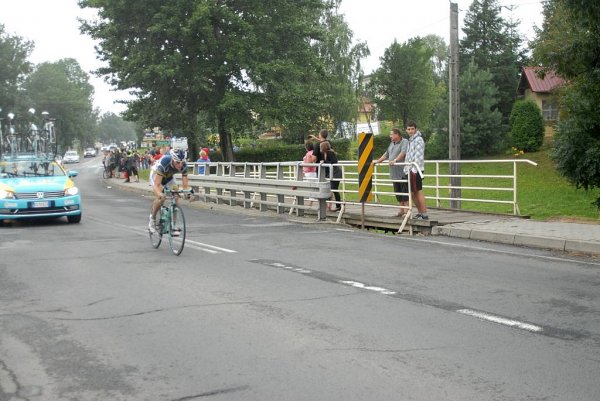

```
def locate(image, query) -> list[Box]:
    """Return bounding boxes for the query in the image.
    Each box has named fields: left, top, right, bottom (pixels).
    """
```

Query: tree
left=533, top=0, right=600, bottom=207
left=80, top=0, right=357, bottom=160
left=459, top=60, right=503, bottom=157
left=314, top=4, right=369, bottom=139
left=460, top=0, right=526, bottom=122
left=23, top=59, right=96, bottom=151
left=421, top=35, right=449, bottom=145
left=0, top=24, right=33, bottom=114
left=97, top=112, right=136, bottom=144
left=509, top=100, right=544, bottom=152
left=368, top=38, right=437, bottom=128
left=422, top=34, right=448, bottom=85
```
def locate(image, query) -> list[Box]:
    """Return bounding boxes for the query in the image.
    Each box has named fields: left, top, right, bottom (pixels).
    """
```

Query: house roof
left=519, top=67, right=566, bottom=94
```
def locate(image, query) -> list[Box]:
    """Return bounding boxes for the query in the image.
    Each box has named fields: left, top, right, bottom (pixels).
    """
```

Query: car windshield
left=65, top=151, right=77, bottom=156
left=0, top=160, right=67, bottom=178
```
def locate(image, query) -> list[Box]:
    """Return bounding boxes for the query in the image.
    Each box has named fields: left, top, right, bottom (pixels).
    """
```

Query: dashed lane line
left=250, top=259, right=589, bottom=341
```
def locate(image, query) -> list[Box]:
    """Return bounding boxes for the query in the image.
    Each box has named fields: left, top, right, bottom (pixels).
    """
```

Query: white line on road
left=339, top=280, right=397, bottom=295
left=185, top=239, right=237, bottom=253
left=456, top=309, right=543, bottom=333
left=130, top=227, right=237, bottom=254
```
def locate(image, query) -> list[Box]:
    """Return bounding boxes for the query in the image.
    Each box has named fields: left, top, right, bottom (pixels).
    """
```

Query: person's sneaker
left=414, top=213, right=429, bottom=220
left=172, top=228, right=181, bottom=237
left=148, top=215, right=156, bottom=233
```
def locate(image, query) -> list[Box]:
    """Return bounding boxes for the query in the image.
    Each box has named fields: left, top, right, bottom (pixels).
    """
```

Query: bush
left=221, top=138, right=352, bottom=163
left=510, top=100, right=544, bottom=152
left=425, top=131, right=449, bottom=160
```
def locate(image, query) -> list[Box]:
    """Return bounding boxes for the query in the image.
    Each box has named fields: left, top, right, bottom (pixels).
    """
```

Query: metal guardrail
left=186, top=162, right=332, bottom=220
left=185, top=158, right=537, bottom=224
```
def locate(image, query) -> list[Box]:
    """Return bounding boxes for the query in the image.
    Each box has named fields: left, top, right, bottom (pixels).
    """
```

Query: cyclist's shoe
left=414, top=213, right=429, bottom=220
left=148, top=215, right=157, bottom=233
left=172, top=228, right=181, bottom=237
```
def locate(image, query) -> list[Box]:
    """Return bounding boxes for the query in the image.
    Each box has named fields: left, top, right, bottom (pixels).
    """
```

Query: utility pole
left=449, top=2, right=461, bottom=209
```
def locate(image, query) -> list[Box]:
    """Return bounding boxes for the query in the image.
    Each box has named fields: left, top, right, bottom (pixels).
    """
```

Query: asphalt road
left=1, top=157, right=599, bottom=401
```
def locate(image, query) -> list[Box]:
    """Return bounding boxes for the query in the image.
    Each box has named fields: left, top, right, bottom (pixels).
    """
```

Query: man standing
left=308, top=129, right=330, bottom=162
left=403, top=120, right=428, bottom=220
left=373, top=128, right=409, bottom=216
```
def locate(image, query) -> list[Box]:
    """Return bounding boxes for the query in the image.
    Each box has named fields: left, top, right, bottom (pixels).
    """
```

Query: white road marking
left=265, top=261, right=312, bottom=274
left=129, top=227, right=237, bottom=254
left=186, top=240, right=237, bottom=253
left=339, top=280, right=397, bottom=295
left=457, top=309, right=543, bottom=333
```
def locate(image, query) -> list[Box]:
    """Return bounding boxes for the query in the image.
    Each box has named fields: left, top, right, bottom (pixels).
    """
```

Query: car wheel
left=67, top=214, right=82, bottom=223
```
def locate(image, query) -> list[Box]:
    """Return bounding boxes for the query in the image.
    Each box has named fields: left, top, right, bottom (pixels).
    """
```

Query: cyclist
left=148, top=149, right=190, bottom=235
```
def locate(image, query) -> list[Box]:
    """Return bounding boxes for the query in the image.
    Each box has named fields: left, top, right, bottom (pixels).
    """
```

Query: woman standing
left=320, top=141, right=342, bottom=212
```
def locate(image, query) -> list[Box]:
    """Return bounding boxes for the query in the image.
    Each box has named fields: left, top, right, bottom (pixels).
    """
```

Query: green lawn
left=510, top=148, right=600, bottom=221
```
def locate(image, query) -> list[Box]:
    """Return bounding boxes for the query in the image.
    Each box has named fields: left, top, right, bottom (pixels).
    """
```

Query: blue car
left=0, top=155, right=82, bottom=224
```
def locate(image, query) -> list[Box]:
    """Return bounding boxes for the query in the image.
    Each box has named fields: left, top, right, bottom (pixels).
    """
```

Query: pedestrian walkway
left=106, top=176, right=600, bottom=257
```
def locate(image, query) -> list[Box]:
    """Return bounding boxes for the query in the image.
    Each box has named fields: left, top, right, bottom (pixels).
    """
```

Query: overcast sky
left=1, top=0, right=543, bottom=115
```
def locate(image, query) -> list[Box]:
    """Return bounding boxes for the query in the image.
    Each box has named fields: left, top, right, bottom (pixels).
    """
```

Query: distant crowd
left=102, top=145, right=212, bottom=183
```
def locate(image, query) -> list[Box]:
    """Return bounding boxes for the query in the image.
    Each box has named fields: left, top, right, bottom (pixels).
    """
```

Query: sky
left=1, top=0, right=544, bottom=116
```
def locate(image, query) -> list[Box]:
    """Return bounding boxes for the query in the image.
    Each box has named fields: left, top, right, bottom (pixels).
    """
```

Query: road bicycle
left=149, top=187, right=192, bottom=256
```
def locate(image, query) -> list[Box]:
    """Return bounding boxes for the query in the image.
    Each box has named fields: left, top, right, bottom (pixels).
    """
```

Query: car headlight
left=0, top=189, right=15, bottom=199
left=65, top=187, right=79, bottom=196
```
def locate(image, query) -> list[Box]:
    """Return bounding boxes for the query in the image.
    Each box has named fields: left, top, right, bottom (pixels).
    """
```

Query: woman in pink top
left=302, top=140, right=317, bottom=179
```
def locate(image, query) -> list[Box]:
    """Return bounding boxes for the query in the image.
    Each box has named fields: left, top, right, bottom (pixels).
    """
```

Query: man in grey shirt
left=373, top=128, right=409, bottom=216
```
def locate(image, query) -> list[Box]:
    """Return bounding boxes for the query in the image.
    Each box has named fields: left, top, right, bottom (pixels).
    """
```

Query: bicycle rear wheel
left=168, top=205, right=186, bottom=256
left=149, top=211, right=162, bottom=248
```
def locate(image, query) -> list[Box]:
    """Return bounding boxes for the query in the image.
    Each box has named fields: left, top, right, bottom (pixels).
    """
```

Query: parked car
left=63, top=150, right=80, bottom=164
left=84, top=148, right=96, bottom=158
left=0, top=154, right=82, bottom=223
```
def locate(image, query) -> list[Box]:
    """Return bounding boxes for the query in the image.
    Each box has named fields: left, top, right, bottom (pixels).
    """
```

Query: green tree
left=422, top=34, right=448, bottom=85
left=369, top=38, right=437, bottom=128
left=0, top=24, right=33, bottom=114
left=97, top=112, right=136, bottom=144
left=315, top=4, right=369, bottom=139
left=422, top=35, right=449, bottom=148
left=80, top=0, right=356, bottom=160
left=509, top=100, right=544, bottom=152
left=23, top=59, right=96, bottom=151
left=459, top=60, right=503, bottom=157
left=533, top=0, right=600, bottom=207
left=460, top=0, right=525, bottom=122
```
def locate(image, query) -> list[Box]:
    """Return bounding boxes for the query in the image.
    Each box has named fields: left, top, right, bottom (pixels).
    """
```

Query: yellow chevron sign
left=358, top=132, right=374, bottom=203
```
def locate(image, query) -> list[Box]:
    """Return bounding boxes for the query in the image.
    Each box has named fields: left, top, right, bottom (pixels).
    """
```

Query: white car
left=84, top=148, right=96, bottom=158
left=63, top=150, right=80, bottom=164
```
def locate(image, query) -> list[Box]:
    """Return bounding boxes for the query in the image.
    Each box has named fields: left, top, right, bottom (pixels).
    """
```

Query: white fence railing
left=185, top=158, right=537, bottom=222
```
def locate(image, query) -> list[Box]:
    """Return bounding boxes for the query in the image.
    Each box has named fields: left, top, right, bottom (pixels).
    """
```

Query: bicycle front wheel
left=149, top=211, right=162, bottom=249
left=102, top=167, right=109, bottom=179
left=168, top=205, right=186, bottom=256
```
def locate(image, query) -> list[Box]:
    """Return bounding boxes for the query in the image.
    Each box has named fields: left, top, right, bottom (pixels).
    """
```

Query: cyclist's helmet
left=171, top=149, right=186, bottom=162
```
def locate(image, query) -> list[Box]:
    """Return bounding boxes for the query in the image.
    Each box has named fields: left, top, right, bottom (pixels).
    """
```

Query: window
left=542, top=99, right=558, bottom=121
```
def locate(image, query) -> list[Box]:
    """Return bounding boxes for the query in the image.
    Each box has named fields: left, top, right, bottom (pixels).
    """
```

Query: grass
left=510, top=147, right=600, bottom=221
